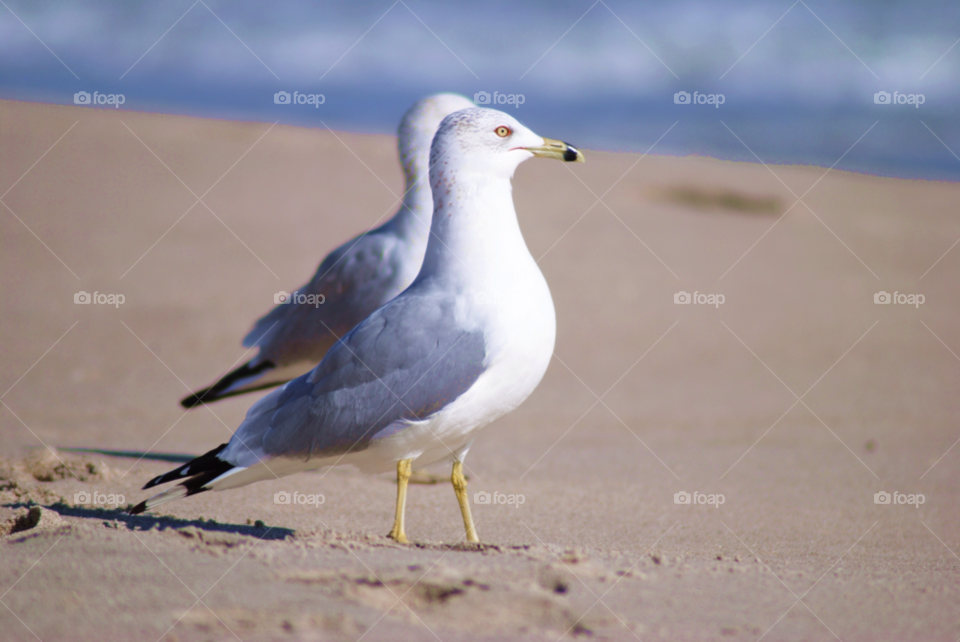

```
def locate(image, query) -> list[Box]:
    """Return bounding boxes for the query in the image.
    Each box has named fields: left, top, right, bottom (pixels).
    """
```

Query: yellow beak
left=523, top=137, right=585, bottom=163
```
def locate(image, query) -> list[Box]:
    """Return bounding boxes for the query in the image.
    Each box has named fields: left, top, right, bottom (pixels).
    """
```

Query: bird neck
left=418, top=172, right=530, bottom=286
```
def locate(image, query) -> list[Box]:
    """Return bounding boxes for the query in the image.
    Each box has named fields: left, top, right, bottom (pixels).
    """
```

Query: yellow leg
left=452, top=461, right=479, bottom=543
left=387, top=459, right=413, bottom=543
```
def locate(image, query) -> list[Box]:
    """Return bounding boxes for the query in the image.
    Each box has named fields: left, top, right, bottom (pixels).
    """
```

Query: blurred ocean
left=1, top=0, right=958, bottom=180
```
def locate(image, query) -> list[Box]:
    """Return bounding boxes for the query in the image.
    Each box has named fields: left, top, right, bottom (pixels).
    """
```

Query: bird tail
left=129, top=484, right=190, bottom=514
left=129, top=443, right=237, bottom=515
left=180, top=360, right=284, bottom=408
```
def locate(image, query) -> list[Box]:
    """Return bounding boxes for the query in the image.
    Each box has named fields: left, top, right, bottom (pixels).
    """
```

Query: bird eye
left=495, top=126, right=512, bottom=138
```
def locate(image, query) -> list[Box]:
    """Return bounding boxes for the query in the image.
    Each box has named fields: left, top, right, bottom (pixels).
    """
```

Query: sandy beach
left=2, top=99, right=959, bottom=641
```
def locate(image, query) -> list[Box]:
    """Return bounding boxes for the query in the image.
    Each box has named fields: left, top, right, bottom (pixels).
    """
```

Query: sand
left=1, top=99, right=959, bottom=641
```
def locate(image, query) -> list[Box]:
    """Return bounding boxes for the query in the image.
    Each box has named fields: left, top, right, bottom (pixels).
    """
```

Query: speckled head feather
left=397, top=93, right=476, bottom=201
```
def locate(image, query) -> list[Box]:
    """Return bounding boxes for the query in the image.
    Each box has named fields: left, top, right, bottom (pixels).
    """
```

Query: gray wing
left=226, top=287, right=486, bottom=465
left=243, top=229, right=411, bottom=365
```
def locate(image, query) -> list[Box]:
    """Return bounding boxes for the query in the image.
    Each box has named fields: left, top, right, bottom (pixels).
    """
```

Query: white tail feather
left=141, top=485, right=189, bottom=512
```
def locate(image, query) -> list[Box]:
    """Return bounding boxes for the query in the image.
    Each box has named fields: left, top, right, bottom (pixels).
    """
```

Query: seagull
left=181, top=93, right=476, bottom=408
left=132, top=107, right=584, bottom=544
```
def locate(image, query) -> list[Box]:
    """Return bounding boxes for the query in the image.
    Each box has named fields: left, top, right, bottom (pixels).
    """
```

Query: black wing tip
left=180, top=390, right=210, bottom=409
left=181, top=388, right=227, bottom=408
left=141, top=444, right=229, bottom=490
left=142, top=473, right=165, bottom=490
left=180, top=360, right=278, bottom=409
left=128, top=500, right=148, bottom=515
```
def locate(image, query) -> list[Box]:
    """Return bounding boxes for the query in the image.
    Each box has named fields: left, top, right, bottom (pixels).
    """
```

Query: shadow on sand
left=58, top=448, right=197, bottom=463
left=4, top=501, right=294, bottom=541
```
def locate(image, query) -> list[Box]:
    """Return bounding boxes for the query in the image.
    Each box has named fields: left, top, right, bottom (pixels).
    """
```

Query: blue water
left=2, top=0, right=958, bottom=180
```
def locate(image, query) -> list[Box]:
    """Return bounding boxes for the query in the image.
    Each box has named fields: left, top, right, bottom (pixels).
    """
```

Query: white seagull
left=133, top=107, right=584, bottom=544
left=181, top=93, right=476, bottom=408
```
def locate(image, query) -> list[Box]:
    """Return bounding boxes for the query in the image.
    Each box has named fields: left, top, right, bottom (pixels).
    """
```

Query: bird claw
left=387, top=531, right=409, bottom=544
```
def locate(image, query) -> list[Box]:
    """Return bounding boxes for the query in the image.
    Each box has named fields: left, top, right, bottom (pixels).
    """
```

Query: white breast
left=369, top=190, right=556, bottom=469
